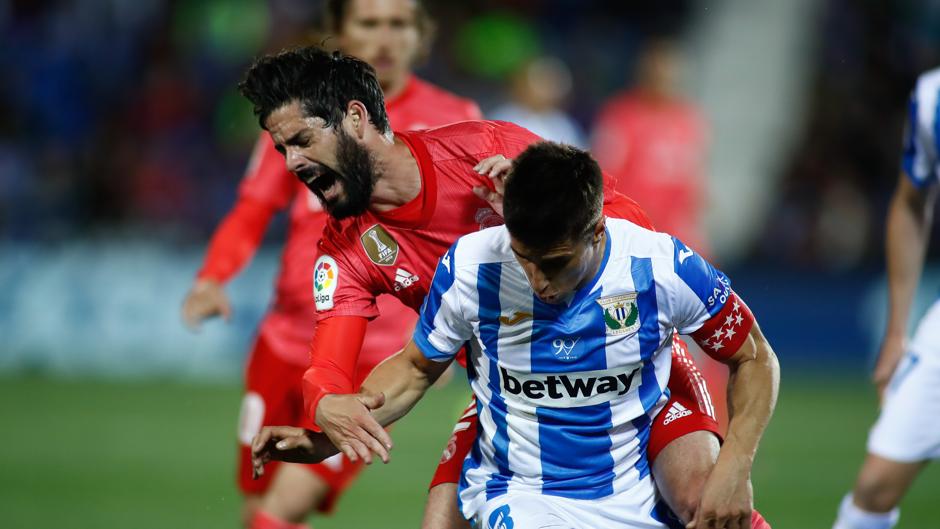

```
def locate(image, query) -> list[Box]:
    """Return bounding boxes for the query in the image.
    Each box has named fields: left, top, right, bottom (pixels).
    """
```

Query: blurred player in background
left=490, top=56, right=586, bottom=147
left=592, top=37, right=729, bottom=432
left=239, top=45, right=772, bottom=529
left=833, top=67, right=940, bottom=529
left=592, top=37, right=709, bottom=254
left=180, top=1, right=480, bottom=527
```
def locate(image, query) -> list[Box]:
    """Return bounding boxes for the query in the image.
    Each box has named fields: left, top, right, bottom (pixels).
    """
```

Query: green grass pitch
left=2, top=374, right=938, bottom=528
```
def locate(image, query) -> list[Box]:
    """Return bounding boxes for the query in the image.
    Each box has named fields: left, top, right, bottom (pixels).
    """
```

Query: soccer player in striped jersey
left=180, top=2, right=480, bottom=527
left=833, top=67, right=940, bottom=529
left=249, top=140, right=779, bottom=528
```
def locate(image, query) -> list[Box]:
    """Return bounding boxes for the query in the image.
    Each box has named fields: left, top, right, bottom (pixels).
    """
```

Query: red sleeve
left=239, top=133, right=295, bottom=209
left=302, top=316, right=368, bottom=428
left=602, top=189, right=655, bottom=231
left=196, top=197, right=277, bottom=282
left=690, top=290, right=755, bottom=361
left=491, top=121, right=545, bottom=159
left=314, top=232, right=381, bottom=321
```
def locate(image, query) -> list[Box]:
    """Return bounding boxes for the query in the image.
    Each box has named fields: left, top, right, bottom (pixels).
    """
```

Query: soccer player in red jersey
left=240, top=46, right=772, bottom=528
left=181, top=2, right=480, bottom=527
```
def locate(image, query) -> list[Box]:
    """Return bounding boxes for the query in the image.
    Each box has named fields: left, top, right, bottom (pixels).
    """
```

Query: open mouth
left=299, top=166, right=341, bottom=201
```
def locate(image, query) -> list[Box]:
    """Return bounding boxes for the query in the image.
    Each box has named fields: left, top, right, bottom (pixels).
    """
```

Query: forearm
left=304, top=316, right=367, bottom=423
left=883, top=183, right=933, bottom=338
left=359, top=358, right=432, bottom=427
left=360, top=341, right=448, bottom=427
left=721, top=325, right=780, bottom=468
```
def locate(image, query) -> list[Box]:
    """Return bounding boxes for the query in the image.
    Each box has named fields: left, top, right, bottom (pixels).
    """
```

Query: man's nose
left=285, top=149, right=304, bottom=174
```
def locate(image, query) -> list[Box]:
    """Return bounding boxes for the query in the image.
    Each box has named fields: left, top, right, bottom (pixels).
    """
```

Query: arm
left=316, top=339, right=451, bottom=464
left=302, top=315, right=368, bottom=424
left=874, top=173, right=937, bottom=396
left=255, top=340, right=451, bottom=470
left=181, top=133, right=293, bottom=330
left=689, top=320, right=779, bottom=529
left=181, top=197, right=277, bottom=329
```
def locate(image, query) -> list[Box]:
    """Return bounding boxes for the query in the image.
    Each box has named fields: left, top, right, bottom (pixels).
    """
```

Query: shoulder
left=605, top=218, right=675, bottom=262
left=409, top=120, right=527, bottom=159
left=912, top=67, right=940, bottom=126
left=450, top=226, right=513, bottom=270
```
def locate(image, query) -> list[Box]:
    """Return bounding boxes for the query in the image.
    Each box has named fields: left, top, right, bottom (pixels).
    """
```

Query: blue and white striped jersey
left=903, top=67, right=940, bottom=188
left=413, top=218, right=733, bottom=514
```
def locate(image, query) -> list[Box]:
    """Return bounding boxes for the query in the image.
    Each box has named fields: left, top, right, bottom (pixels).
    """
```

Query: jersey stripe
left=631, top=256, right=664, bottom=412
left=476, top=262, right=513, bottom=499
left=536, top=402, right=615, bottom=499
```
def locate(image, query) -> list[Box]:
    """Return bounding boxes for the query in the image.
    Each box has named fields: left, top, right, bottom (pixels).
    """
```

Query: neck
left=381, top=74, right=410, bottom=102
left=368, top=134, right=421, bottom=213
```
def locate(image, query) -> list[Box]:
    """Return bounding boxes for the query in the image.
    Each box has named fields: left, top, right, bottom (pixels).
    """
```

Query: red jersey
left=592, top=92, right=709, bottom=254
left=196, top=76, right=481, bottom=365
left=308, top=121, right=654, bottom=391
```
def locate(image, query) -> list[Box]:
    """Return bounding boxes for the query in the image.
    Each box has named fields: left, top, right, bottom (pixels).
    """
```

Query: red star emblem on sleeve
left=691, top=290, right=755, bottom=361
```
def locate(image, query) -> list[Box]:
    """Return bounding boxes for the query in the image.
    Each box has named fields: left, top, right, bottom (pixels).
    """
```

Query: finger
left=361, top=417, right=393, bottom=452
left=472, top=186, right=491, bottom=202
left=337, top=442, right=359, bottom=463
left=488, top=161, right=512, bottom=178
left=251, top=428, right=273, bottom=456
left=358, top=391, right=386, bottom=410
left=355, top=424, right=391, bottom=463
left=474, top=157, right=497, bottom=174
left=275, top=435, right=307, bottom=451
left=351, top=437, right=374, bottom=465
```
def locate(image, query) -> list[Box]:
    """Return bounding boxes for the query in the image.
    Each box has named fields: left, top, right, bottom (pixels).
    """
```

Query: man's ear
left=345, top=100, right=369, bottom=139
left=593, top=216, right=606, bottom=243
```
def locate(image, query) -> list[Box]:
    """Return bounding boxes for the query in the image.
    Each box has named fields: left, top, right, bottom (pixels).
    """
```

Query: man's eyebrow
left=283, top=130, right=307, bottom=145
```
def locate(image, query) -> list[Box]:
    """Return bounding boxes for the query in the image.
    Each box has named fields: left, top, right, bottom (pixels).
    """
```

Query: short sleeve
left=413, top=243, right=473, bottom=362
left=901, top=72, right=940, bottom=188
left=238, top=133, right=296, bottom=209
left=313, top=236, right=380, bottom=321
left=665, top=238, right=755, bottom=360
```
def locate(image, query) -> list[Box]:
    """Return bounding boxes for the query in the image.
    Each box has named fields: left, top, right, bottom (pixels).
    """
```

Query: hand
left=250, top=426, right=333, bottom=479
left=181, top=279, right=232, bottom=331
left=872, top=333, right=906, bottom=402
left=472, top=155, right=512, bottom=217
left=315, top=391, right=393, bottom=465
left=687, top=455, right=753, bottom=529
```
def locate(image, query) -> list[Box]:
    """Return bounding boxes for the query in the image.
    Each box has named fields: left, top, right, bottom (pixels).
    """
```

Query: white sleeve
left=412, top=243, right=473, bottom=362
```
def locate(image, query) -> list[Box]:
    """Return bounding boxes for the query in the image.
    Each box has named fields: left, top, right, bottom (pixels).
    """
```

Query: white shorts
left=868, top=299, right=940, bottom=462
left=473, top=489, right=670, bottom=529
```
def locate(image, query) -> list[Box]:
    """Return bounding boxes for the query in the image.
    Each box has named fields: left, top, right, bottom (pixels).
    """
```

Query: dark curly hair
left=238, top=46, right=390, bottom=133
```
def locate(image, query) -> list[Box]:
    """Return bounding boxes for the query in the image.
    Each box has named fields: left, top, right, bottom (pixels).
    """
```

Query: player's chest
left=479, top=270, right=662, bottom=372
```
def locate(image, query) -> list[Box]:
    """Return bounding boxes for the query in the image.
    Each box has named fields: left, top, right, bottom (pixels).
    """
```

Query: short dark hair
left=504, top=142, right=604, bottom=250
left=323, top=0, right=435, bottom=62
left=238, top=46, right=390, bottom=133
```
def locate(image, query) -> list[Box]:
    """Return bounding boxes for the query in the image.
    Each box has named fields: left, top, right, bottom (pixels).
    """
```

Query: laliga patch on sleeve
left=313, top=255, right=338, bottom=311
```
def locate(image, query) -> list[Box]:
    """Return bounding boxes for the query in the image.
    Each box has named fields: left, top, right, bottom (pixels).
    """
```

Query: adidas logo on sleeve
left=662, top=402, right=693, bottom=425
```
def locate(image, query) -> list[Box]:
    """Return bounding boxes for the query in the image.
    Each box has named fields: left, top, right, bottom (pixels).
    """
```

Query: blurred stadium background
left=3, top=0, right=940, bottom=527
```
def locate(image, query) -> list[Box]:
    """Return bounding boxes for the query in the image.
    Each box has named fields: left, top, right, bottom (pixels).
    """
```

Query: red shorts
left=237, top=334, right=363, bottom=513
left=428, top=333, right=722, bottom=488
